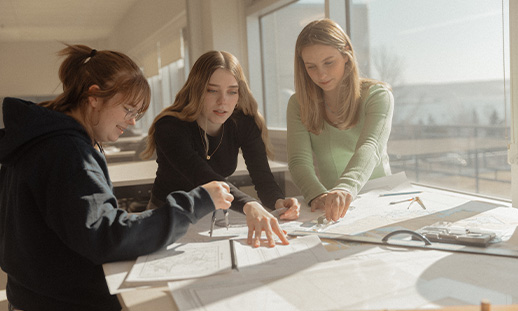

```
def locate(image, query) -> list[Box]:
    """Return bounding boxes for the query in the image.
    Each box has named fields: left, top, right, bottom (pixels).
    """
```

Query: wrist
left=243, top=201, right=259, bottom=215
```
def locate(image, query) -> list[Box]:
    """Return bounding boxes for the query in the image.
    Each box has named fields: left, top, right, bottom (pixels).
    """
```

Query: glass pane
left=351, top=0, right=511, bottom=198
left=260, top=0, right=325, bottom=129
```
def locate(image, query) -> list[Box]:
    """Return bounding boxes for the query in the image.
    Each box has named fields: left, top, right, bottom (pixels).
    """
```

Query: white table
left=107, top=154, right=289, bottom=201
left=103, top=174, right=518, bottom=311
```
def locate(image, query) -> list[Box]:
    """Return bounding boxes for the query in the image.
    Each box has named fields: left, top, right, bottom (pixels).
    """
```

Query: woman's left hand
left=243, top=201, right=289, bottom=248
left=274, top=198, right=300, bottom=220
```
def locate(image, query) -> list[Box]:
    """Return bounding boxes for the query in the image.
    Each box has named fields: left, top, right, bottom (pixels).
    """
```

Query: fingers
left=280, top=206, right=300, bottom=220
left=273, top=227, right=290, bottom=245
left=324, top=191, right=352, bottom=222
left=202, top=181, right=233, bottom=210
left=330, top=195, right=341, bottom=221
left=280, top=198, right=300, bottom=220
left=310, top=195, right=325, bottom=212
left=245, top=204, right=289, bottom=248
left=341, top=194, right=353, bottom=218
left=253, top=223, right=262, bottom=248
left=248, top=217, right=274, bottom=248
left=220, top=181, right=231, bottom=192
left=263, top=220, right=275, bottom=247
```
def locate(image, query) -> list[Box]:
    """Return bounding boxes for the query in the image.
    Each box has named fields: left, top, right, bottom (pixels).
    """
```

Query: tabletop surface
left=107, top=154, right=288, bottom=187
left=103, top=173, right=518, bottom=311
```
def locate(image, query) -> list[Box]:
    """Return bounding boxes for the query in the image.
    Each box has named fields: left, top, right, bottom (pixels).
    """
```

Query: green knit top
left=287, top=84, right=394, bottom=204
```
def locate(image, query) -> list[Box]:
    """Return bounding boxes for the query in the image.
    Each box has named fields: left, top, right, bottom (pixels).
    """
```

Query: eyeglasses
left=123, top=106, right=144, bottom=121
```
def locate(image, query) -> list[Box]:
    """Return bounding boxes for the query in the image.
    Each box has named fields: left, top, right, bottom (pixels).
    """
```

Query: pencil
left=379, top=191, right=422, bottom=197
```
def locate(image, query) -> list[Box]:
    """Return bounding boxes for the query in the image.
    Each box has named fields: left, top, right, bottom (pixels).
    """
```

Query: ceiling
left=0, top=0, right=140, bottom=42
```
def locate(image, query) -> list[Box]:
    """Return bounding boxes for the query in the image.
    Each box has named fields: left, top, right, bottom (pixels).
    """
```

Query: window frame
left=246, top=0, right=518, bottom=202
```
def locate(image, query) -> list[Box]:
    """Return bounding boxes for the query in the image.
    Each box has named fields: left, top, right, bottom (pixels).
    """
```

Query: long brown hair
left=141, top=50, right=273, bottom=159
left=295, top=19, right=383, bottom=134
left=40, top=44, right=151, bottom=141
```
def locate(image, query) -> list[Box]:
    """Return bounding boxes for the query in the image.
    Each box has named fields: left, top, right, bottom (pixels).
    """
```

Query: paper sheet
left=169, top=235, right=332, bottom=311
left=233, top=234, right=331, bottom=270
left=170, top=246, right=518, bottom=311
left=126, top=240, right=232, bottom=282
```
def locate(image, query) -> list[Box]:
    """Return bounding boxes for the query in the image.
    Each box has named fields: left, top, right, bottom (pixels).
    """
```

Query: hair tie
left=84, top=49, right=97, bottom=64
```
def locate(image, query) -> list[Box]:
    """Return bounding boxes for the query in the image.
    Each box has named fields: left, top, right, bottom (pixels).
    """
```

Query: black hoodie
left=0, top=98, right=215, bottom=310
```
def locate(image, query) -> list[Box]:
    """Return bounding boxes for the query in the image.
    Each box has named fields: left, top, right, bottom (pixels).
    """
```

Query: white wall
left=186, top=0, right=248, bottom=72
left=0, top=40, right=102, bottom=98
left=0, top=0, right=187, bottom=99
left=109, top=0, right=187, bottom=77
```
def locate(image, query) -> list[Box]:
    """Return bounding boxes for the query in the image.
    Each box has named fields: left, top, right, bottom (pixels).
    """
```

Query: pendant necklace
left=199, top=125, right=224, bottom=160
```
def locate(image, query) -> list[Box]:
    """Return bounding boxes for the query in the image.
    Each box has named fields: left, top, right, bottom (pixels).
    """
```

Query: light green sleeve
left=333, top=84, right=394, bottom=197
left=286, top=95, right=327, bottom=203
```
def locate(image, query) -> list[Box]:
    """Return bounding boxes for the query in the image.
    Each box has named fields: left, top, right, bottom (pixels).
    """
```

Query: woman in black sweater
left=142, top=50, right=300, bottom=248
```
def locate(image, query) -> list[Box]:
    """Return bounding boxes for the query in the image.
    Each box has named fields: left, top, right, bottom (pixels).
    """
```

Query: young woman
left=287, top=19, right=394, bottom=222
left=142, top=50, right=300, bottom=248
left=0, top=45, right=232, bottom=311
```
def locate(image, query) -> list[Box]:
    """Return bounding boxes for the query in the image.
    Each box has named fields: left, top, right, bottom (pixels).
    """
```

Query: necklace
left=198, top=125, right=224, bottom=160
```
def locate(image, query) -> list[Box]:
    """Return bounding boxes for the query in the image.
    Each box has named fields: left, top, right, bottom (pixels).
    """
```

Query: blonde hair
left=40, top=44, right=151, bottom=142
left=141, top=50, right=273, bottom=159
left=294, top=18, right=381, bottom=134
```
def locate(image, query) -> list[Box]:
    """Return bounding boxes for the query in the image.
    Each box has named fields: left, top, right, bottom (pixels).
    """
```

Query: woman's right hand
left=310, top=191, right=352, bottom=222
left=201, top=181, right=233, bottom=210
left=310, top=193, right=327, bottom=212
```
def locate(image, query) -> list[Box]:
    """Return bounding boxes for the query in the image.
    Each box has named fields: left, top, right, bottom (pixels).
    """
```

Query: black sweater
left=152, top=112, right=285, bottom=212
left=0, top=98, right=215, bottom=310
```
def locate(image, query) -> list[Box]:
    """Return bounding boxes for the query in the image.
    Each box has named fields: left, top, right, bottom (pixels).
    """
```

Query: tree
left=371, top=45, right=405, bottom=87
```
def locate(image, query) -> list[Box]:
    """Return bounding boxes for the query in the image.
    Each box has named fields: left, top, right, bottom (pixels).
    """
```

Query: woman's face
left=91, top=93, right=142, bottom=142
left=198, top=68, right=239, bottom=135
left=301, top=44, right=348, bottom=94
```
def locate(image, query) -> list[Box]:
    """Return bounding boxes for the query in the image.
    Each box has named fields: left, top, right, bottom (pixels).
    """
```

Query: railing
left=388, top=124, right=510, bottom=198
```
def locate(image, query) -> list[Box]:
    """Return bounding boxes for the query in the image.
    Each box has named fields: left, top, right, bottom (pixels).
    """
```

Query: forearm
left=228, top=182, right=258, bottom=213
left=286, top=97, right=327, bottom=203
left=334, top=85, right=394, bottom=197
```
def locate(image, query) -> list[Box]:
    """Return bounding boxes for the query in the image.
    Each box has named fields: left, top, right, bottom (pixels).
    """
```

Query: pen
left=223, top=209, right=229, bottom=230
left=379, top=191, right=422, bottom=197
left=209, top=211, right=217, bottom=237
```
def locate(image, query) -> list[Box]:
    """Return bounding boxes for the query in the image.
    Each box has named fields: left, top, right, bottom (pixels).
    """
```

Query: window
left=103, top=59, right=186, bottom=164
left=260, top=0, right=325, bottom=129
left=142, top=59, right=186, bottom=134
left=256, top=0, right=511, bottom=199
left=357, top=0, right=511, bottom=199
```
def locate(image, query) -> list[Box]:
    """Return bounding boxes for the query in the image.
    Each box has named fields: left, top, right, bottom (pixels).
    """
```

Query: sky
left=355, top=0, right=510, bottom=85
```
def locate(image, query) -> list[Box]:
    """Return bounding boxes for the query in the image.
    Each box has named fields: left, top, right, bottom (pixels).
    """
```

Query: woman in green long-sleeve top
left=287, top=18, right=394, bottom=222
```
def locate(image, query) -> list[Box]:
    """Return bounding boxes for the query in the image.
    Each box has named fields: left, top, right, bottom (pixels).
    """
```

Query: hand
left=323, top=190, right=352, bottom=222
left=274, top=198, right=300, bottom=220
left=201, top=181, right=233, bottom=210
left=243, top=202, right=289, bottom=248
left=310, top=193, right=327, bottom=212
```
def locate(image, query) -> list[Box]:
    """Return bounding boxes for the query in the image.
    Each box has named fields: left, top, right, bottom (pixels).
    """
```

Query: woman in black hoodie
left=0, top=44, right=232, bottom=311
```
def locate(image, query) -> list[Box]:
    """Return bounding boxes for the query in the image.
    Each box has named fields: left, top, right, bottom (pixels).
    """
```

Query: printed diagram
left=139, top=246, right=219, bottom=278
left=127, top=242, right=232, bottom=282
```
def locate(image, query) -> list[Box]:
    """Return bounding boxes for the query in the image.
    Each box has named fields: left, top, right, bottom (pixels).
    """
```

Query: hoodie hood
left=0, top=97, right=90, bottom=166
